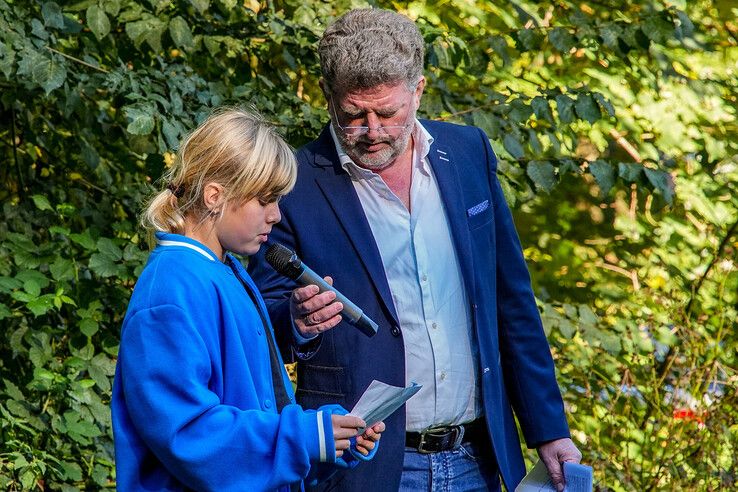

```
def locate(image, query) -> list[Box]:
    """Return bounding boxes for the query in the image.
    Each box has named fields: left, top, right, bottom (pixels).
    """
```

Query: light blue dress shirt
left=330, top=122, right=481, bottom=431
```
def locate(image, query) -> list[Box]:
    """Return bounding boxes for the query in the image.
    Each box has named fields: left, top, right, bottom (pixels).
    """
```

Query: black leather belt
left=406, top=418, right=486, bottom=453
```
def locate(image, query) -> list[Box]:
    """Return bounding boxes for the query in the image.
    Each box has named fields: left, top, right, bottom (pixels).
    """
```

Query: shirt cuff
left=292, top=318, right=319, bottom=345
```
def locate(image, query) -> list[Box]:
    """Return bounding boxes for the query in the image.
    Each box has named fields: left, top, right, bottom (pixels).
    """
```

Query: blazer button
left=390, top=326, right=400, bottom=337
left=264, top=399, right=272, bottom=409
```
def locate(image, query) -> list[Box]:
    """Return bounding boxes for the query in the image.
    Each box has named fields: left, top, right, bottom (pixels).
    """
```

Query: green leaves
left=31, top=194, right=53, bottom=212
left=0, top=40, right=15, bottom=77
left=125, top=16, right=167, bottom=52
left=86, top=5, right=111, bottom=41
left=169, top=16, right=194, bottom=50
left=41, top=2, right=65, bottom=29
left=88, top=238, right=124, bottom=278
left=0, top=1, right=734, bottom=490
left=190, top=0, right=209, bottom=14
left=527, top=161, right=556, bottom=192
left=575, top=94, right=601, bottom=124
left=555, top=94, right=575, bottom=124
left=17, top=48, right=67, bottom=95
left=125, top=104, right=156, bottom=135
left=549, top=27, right=575, bottom=53
left=644, top=167, right=675, bottom=204
left=503, top=133, right=525, bottom=160
left=589, top=160, right=615, bottom=195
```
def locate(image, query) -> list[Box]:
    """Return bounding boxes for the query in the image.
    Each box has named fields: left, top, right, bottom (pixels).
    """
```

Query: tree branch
left=45, top=46, right=109, bottom=74
left=10, top=105, right=25, bottom=200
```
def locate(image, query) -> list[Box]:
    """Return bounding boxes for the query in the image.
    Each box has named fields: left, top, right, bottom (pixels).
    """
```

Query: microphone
left=264, top=243, right=379, bottom=338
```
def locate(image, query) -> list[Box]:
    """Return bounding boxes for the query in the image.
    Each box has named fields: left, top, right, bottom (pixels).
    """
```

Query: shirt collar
left=329, top=120, right=435, bottom=178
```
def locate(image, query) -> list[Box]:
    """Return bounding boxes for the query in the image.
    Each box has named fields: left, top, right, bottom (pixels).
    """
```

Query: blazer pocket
left=467, top=200, right=494, bottom=230
left=297, top=364, right=346, bottom=398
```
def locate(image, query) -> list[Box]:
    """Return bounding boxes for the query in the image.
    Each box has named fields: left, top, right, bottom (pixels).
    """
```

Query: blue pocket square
left=467, top=200, right=490, bottom=217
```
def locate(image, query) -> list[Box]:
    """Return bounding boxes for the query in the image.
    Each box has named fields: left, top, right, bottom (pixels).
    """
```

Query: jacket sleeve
left=478, top=128, right=571, bottom=447
left=305, top=404, right=380, bottom=486
left=118, top=303, right=335, bottom=491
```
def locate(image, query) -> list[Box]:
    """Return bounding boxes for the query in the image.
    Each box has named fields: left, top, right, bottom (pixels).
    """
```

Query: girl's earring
left=208, top=208, right=221, bottom=219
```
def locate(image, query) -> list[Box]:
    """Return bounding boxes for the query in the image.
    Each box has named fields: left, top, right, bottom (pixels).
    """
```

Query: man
left=249, top=8, right=581, bottom=492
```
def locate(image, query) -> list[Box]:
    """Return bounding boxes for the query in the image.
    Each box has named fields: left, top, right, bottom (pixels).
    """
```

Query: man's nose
left=364, top=113, right=383, bottom=138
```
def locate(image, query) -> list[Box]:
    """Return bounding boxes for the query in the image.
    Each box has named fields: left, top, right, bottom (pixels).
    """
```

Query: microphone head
left=265, top=243, right=303, bottom=280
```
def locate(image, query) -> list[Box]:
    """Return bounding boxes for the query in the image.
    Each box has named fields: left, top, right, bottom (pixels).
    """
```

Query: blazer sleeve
left=118, top=303, right=334, bottom=491
left=478, top=128, right=571, bottom=447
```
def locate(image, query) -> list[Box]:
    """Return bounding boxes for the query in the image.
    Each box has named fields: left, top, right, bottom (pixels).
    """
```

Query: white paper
left=348, top=380, right=421, bottom=431
left=515, top=460, right=593, bottom=492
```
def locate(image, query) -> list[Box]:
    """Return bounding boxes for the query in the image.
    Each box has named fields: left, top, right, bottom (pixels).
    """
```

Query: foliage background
left=1, top=0, right=736, bottom=490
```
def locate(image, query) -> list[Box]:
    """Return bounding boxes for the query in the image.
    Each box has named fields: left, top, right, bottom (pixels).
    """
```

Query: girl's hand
left=331, top=414, right=364, bottom=458
left=354, top=421, right=385, bottom=456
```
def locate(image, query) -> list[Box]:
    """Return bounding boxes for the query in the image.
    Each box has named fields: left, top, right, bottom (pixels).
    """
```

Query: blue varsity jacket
left=112, top=232, right=370, bottom=491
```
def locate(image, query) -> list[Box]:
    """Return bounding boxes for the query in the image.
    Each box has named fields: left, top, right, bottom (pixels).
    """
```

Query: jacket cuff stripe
left=317, top=411, right=327, bottom=462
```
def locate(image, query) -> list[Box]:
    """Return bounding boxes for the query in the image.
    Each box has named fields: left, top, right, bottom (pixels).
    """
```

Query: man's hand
left=537, top=438, right=582, bottom=492
left=290, top=276, right=343, bottom=337
left=354, top=421, right=386, bottom=456
left=331, top=415, right=364, bottom=458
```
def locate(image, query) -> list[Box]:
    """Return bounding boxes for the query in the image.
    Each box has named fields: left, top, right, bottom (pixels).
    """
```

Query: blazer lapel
left=427, top=141, right=477, bottom=305
left=310, top=130, right=400, bottom=327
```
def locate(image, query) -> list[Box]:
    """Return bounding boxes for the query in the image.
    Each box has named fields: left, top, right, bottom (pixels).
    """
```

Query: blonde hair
left=142, top=107, right=297, bottom=236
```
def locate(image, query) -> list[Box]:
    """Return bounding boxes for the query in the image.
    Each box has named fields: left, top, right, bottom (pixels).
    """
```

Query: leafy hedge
left=1, top=0, right=736, bottom=489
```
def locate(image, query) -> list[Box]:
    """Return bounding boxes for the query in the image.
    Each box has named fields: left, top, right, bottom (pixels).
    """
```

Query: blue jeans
left=399, top=440, right=501, bottom=492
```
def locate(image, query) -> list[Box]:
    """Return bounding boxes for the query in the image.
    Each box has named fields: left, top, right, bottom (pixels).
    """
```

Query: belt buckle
left=417, top=425, right=465, bottom=454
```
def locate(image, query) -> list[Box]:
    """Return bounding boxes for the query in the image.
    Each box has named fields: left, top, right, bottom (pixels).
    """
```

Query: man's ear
left=413, top=76, right=426, bottom=109
left=319, top=79, right=329, bottom=102
left=202, top=182, right=224, bottom=211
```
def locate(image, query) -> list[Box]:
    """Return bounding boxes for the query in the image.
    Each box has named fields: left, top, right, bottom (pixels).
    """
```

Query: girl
left=112, top=108, right=383, bottom=491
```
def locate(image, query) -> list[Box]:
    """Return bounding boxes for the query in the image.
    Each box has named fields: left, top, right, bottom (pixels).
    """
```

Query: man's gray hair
left=319, top=9, right=425, bottom=96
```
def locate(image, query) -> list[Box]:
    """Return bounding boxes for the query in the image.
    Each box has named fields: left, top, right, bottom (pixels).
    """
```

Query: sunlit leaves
left=31, top=195, right=53, bottom=212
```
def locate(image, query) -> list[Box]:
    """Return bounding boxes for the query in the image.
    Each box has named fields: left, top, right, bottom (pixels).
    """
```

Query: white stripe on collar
left=158, top=240, right=217, bottom=262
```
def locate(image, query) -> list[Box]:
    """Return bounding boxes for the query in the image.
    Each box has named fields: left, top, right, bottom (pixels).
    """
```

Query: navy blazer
left=248, top=120, right=570, bottom=491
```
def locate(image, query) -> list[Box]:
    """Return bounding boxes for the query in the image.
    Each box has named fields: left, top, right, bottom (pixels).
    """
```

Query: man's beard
left=336, top=118, right=415, bottom=171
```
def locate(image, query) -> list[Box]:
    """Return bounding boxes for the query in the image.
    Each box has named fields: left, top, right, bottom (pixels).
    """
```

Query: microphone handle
left=295, top=265, right=378, bottom=337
